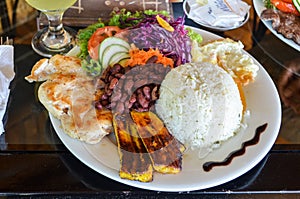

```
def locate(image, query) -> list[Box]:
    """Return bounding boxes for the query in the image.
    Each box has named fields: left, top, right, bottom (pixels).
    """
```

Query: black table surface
left=0, top=2, right=300, bottom=198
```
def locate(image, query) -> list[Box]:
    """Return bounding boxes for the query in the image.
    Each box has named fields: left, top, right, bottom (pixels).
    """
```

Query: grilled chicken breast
left=25, top=54, right=113, bottom=144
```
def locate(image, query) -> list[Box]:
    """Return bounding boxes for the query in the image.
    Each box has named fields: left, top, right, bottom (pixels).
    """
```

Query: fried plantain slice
left=113, top=113, right=153, bottom=182
left=130, top=111, right=185, bottom=174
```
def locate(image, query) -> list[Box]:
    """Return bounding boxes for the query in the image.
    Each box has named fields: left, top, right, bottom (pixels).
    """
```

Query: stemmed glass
left=25, top=0, right=77, bottom=57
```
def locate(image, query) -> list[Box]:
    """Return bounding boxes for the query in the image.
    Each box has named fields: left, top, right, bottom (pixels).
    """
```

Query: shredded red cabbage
left=127, top=15, right=191, bottom=67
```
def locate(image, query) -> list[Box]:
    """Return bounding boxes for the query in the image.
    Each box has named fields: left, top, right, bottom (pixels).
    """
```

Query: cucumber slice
left=101, top=44, right=128, bottom=67
left=293, top=0, right=300, bottom=12
left=109, top=52, right=130, bottom=66
left=119, top=58, right=130, bottom=67
left=98, top=37, right=130, bottom=62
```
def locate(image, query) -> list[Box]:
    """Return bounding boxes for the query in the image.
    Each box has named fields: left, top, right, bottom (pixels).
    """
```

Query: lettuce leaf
left=186, top=27, right=203, bottom=44
left=108, top=9, right=170, bottom=28
left=77, top=21, right=105, bottom=58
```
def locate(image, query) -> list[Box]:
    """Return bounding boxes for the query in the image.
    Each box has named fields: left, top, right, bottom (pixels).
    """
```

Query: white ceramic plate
left=253, top=0, right=300, bottom=52
left=50, top=27, right=281, bottom=192
left=183, top=0, right=250, bottom=31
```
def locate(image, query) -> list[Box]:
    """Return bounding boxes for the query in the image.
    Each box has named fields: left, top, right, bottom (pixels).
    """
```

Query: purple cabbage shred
left=127, top=15, right=191, bottom=67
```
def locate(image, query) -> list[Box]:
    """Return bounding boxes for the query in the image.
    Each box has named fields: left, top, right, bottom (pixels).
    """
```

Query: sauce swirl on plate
left=203, top=123, right=268, bottom=172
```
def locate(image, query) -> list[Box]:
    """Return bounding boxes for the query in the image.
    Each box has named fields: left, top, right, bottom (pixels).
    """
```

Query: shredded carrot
left=125, top=47, right=174, bottom=68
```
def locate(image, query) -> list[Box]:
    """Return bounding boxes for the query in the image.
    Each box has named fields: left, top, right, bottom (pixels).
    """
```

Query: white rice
left=155, top=62, right=243, bottom=156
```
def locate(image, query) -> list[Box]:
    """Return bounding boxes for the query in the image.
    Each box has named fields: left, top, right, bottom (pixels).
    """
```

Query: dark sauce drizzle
left=203, top=123, right=268, bottom=172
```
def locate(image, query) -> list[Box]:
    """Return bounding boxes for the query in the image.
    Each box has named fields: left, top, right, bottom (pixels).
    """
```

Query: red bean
left=109, top=78, right=119, bottom=90
left=143, top=86, right=151, bottom=100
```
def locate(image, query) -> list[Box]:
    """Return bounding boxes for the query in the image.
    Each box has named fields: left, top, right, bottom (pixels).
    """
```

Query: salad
left=75, top=9, right=203, bottom=76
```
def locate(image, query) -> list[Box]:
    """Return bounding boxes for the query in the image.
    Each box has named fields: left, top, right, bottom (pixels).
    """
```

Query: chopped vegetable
left=77, top=9, right=200, bottom=76
left=156, top=15, right=174, bottom=32
left=87, top=26, right=121, bottom=60
left=81, top=57, right=103, bottom=76
left=269, top=0, right=300, bottom=15
left=264, top=0, right=300, bottom=16
left=127, top=16, right=192, bottom=67
left=98, top=37, right=130, bottom=68
left=125, top=47, right=174, bottom=68
left=186, top=27, right=203, bottom=44
left=77, top=21, right=105, bottom=58
left=108, top=9, right=170, bottom=28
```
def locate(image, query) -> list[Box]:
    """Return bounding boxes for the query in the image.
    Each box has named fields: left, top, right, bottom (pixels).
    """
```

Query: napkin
left=187, top=0, right=250, bottom=28
left=0, top=45, right=15, bottom=134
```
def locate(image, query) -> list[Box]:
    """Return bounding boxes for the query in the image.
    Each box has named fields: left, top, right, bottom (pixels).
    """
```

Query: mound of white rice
left=155, top=62, right=243, bottom=155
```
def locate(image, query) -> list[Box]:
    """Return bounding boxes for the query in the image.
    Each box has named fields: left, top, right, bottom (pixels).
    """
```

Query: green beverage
left=25, top=0, right=77, bottom=11
left=25, top=0, right=78, bottom=57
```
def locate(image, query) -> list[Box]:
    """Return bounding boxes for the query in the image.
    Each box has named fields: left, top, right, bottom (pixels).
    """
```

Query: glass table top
left=0, top=1, right=299, bottom=196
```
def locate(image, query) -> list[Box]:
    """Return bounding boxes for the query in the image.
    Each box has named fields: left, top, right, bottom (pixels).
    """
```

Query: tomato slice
left=271, top=0, right=300, bottom=15
left=87, top=26, right=121, bottom=60
left=281, top=0, right=293, bottom=3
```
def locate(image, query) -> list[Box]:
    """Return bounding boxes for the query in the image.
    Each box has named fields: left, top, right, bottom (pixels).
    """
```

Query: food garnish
left=78, top=9, right=198, bottom=76
left=98, top=37, right=130, bottom=68
left=186, top=27, right=203, bottom=44
left=264, top=0, right=276, bottom=8
left=107, top=9, right=169, bottom=28
left=88, top=26, right=122, bottom=60
left=77, top=21, right=105, bottom=59
left=156, top=15, right=174, bottom=32
left=125, top=47, right=174, bottom=68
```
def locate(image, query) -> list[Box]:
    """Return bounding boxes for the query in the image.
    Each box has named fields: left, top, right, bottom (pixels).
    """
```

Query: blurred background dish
left=253, top=0, right=300, bottom=52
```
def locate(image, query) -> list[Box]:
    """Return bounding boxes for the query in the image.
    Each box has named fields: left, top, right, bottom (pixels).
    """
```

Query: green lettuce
left=108, top=9, right=170, bottom=28
left=77, top=21, right=105, bottom=59
left=186, top=27, right=203, bottom=44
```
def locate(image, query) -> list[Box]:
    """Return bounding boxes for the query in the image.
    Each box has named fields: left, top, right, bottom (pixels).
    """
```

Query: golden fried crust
left=113, top=114, right=153, bottom=182
left=192, top=38, right=259, bottom=86
left=131, top=111, right=184, bottom=174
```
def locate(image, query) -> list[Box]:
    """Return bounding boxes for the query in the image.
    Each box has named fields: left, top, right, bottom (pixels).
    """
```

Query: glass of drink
left=25, top=0, right=77, bottom=57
